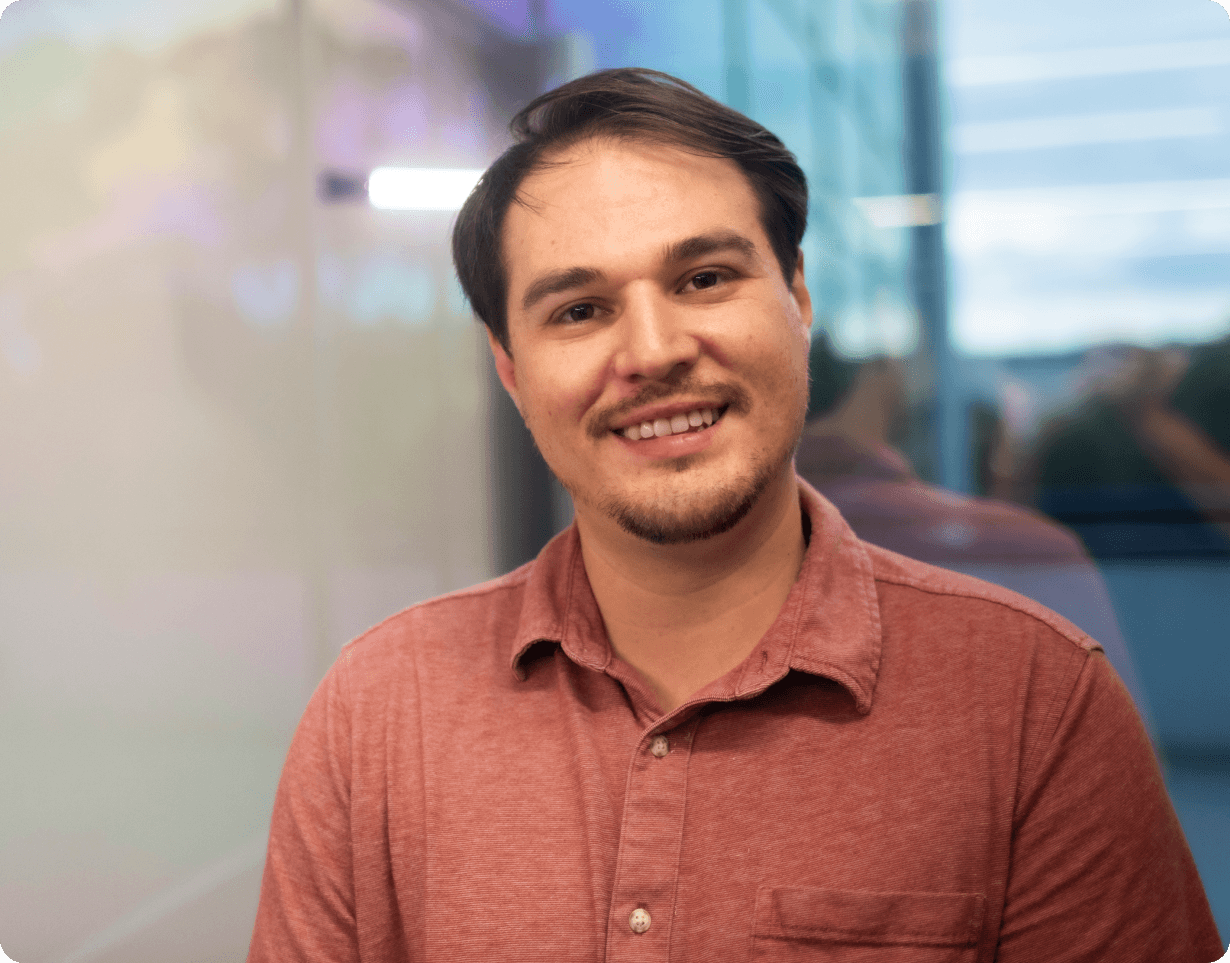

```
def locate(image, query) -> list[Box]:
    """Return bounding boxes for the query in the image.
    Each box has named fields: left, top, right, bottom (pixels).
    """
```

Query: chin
left=597, top=464, right=778, bottom=545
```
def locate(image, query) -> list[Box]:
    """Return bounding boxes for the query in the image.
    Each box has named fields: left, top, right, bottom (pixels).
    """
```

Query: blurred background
left=0, top=0, right=1226, bottom=958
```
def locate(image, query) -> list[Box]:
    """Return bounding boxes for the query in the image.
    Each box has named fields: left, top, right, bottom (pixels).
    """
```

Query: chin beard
left=596, top=459, right=779, bottom=545
left=559, top=388, right=808, bottom=546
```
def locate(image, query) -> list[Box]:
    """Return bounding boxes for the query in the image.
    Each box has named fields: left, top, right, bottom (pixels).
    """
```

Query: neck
left=574, top=468, right=806, bottom=714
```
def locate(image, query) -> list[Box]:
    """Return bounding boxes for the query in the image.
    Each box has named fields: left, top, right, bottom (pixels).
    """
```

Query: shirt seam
left=870, top=570, right=1094, bottom=651
left=665, top=723, right=696, bottom=962
left=854, top=539, right=884, bottom=703
left=1016, top=647, right=1095, bottom=814
left=343, top=567, right=536, bottom=655
left=336, top=648, right=359, bottom=936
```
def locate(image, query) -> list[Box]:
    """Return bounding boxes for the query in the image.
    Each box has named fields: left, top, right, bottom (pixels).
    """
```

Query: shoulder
left=332, top=563, right=535, bottom=691
left=358, top=564, right=532, bottom=639
left=856, top=542, right=1120, bottom=784
left=863, top=540, right=1098, bottom=655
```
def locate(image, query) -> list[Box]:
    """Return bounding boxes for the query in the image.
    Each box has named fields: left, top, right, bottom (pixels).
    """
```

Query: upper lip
left=609, top=400, right=725, bottom=432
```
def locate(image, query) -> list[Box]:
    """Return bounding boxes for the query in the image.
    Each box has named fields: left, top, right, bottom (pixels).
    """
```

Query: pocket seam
left=753, top=885, right=986, bottom=947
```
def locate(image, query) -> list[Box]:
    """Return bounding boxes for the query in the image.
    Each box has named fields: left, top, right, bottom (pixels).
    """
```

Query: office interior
left=0, top=0, right=1226, bottom=958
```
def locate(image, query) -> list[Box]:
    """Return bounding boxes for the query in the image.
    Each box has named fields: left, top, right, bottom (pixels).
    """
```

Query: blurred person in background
left=1029, top=332, right=1230, bottom=558
left=796, top=335, right=1151, bottom=717
left=247, top=69, right=1220, bottom=962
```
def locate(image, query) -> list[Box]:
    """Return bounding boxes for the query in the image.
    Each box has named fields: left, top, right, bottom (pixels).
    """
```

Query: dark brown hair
left=451, top=68, right=809, bottom=351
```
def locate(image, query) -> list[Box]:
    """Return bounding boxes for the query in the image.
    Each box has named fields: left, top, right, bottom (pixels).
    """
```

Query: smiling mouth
left=616, top=406, right=728, bottom=441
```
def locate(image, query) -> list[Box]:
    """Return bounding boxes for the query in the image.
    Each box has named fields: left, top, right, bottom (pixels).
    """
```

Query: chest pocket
left=750, top=886, right=986, bottom=962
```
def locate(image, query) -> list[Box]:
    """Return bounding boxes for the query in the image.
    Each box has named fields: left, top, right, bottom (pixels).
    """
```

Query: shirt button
left=649, top=735, right=669, bottom=758
left=629, top=908, right=652, bottom=934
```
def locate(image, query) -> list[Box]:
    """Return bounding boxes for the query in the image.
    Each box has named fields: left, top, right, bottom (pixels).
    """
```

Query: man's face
left=493, top=137, right=813, bottom=544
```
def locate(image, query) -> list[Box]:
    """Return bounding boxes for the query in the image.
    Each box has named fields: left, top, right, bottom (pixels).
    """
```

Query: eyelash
left=687, top=268, right=726, bottom=286
left=557, top=302, right=599, bottom=325
left=551, top=269, right=735, bottom=325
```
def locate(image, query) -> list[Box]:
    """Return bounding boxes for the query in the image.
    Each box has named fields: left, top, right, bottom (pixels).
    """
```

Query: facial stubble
left=590, top=395, right=806, bottom=546
left=598, top=451, right=781, bottom=544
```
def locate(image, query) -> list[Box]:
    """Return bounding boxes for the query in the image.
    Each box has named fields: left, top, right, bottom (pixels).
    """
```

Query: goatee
left=597, top=454, right=779, bottom=545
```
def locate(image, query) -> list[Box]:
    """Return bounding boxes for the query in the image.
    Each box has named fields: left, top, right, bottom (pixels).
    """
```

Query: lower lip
left=613, top=417, right=722, bottom=458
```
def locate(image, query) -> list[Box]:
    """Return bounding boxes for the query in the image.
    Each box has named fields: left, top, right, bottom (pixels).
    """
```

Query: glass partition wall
left=1, top=1, right=514, bottom=959
left=940, top=0, right=1230, bottom=934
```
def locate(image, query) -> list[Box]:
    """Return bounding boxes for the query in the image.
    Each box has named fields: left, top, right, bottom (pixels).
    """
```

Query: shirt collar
left=510, top=477, right=883, bottom=714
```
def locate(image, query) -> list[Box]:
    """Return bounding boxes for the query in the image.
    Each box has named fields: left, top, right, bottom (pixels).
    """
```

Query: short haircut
left=452, top=67, right=809, bottom=351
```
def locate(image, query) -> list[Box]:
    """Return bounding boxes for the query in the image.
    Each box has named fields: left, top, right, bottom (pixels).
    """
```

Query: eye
left=684, top=270, right=725, bottom=292
left=559, top=302, right=596, bottom=324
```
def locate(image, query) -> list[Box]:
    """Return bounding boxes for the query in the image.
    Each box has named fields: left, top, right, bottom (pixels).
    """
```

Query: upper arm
left=248, top=658, right=359, bottom=963
left=996, top=650, right=1221, bottom=962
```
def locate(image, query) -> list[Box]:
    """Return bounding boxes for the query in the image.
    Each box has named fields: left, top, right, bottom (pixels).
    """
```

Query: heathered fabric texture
left=249, top=481, right=1221, bottom=962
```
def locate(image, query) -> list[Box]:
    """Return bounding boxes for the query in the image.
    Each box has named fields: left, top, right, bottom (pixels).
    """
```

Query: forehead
left=501, top=138, right=767, bottom=292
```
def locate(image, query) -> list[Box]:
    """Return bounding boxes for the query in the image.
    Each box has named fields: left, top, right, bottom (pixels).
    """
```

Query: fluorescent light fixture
left=952, top=290, right=1230, bottom=356
left=947, top=179, right=1230, bottom=258
left=368, top=167, right=484, bottom=211
left=953, top=107, right=1220, bottom=154
left=950, top=39, right=1230, bottom=87
left=853, top=193, right=943, bottom=228
left=952, top=179, right=1230, bottom=220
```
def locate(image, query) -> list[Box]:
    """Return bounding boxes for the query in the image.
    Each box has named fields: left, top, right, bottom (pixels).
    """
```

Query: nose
left=611, top=286, right=700, bottom=383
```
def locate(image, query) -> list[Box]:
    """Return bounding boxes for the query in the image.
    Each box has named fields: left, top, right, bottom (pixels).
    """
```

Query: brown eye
left=565, top=303, right=595, bottom=323
left=690, top=272, right=720, bottom=290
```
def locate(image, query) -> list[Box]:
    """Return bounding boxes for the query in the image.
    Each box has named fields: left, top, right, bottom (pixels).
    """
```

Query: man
left=248, top=69, right=1221, bottom=961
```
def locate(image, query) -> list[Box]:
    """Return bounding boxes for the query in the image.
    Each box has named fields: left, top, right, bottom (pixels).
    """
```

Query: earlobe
left=487, top=328, right=521, bottom=413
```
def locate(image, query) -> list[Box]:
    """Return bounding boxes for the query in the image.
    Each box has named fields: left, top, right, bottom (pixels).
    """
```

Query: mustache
left=586, top=376, right=751, bottom=440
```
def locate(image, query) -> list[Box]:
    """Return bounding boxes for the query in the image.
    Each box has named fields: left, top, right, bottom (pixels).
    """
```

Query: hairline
left=494, top=129, right=798, bottom=354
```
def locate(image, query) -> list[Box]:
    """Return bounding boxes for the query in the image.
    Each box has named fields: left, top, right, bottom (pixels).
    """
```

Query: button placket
left=605, top=721, right=696, bottom=961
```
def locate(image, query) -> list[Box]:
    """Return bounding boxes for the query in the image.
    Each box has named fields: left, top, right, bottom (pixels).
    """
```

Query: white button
left=649, top=735, right=669, bottom=758
left=629, top=907, right=651, bottom=933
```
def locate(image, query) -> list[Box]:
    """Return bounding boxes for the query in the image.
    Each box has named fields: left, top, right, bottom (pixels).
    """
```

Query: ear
left=790, top=249, right=814, bottom=333
left=487, top=328, right=521, bottom=414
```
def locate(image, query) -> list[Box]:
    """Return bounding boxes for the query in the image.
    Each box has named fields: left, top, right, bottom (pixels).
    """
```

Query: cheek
left=521, top=352, right=605, bottom=425
left=756, top=336, right=811, bottom=417
left=746, top=323, right=809, bottom=387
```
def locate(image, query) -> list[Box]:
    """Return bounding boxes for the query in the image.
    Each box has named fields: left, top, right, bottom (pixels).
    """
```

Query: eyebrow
left=521, top=266, right=606, bottom=312
left=517, top=230, right=760, bottom=313
left=662, top=230, right=758, bottom=265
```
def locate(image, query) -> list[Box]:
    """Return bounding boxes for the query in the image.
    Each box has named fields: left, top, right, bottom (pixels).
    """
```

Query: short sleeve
left=247, top=655, right=359, bottom=963
left=997, top=649, right=1222, bottom=961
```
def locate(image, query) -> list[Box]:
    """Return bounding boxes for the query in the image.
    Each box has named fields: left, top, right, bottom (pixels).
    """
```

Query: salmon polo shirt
left=248, top=481, right=1221, bottom=963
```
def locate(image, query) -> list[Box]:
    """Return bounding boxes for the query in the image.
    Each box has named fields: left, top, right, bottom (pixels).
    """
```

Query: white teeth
left=622, top=408, right=721, bottom=440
